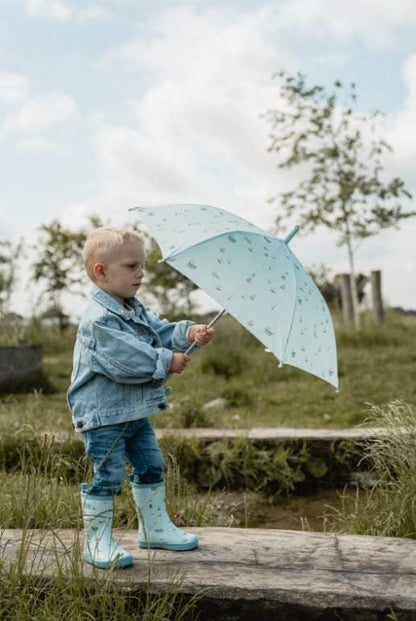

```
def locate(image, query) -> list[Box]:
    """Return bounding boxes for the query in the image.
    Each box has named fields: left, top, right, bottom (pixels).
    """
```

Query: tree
left=139, top=231, right=198, bottom=320
left=0, top=239, right=23, bottom=317
left=32, top=219, right=100, bottom=329
left=265, top=72, right=415, bottom=328
left=33, top=216, right=198, bottom=324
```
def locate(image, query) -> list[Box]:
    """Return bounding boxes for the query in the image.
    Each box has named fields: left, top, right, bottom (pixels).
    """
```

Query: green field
left=1, top=309, right=415, bottom=434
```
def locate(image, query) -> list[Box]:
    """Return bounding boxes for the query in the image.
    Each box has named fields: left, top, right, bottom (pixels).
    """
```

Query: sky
left=1, top=0, right=416, bottom=318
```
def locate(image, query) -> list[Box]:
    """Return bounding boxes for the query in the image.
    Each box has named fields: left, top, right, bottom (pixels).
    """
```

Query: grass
left=156, top=309, right=416, bottom=428
left=3, top=316, right=413, bottom=617
left=1, top=308, right=415, bottom=433
left=0, top=450, right=214, bottom=530
left=0, top=427, right=364, bottom=500
left=0, top=527, right=203, bottom=620
left=330, top=400, right=416, bottom=539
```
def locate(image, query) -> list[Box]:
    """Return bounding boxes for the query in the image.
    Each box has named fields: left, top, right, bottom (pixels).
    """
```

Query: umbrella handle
left=163, top=308, right=227, bottom=387
left=184, top=308, right=227, bottom=355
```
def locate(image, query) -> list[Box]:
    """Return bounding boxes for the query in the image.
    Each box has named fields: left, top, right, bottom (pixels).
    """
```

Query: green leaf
left=306, top=457, right=328, bottom=478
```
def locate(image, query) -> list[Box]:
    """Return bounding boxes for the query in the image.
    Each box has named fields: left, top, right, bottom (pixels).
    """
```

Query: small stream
left=206, top=488, right=361, bottom=531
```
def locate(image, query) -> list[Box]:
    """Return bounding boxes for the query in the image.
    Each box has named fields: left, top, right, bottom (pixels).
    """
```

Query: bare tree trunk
left=338, top=274, right=354, bottom=326
left=345, top=224, right=361, bottom=330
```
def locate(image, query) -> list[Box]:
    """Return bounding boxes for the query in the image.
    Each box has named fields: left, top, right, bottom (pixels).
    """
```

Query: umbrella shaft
left=185, top=308, right=226, bottom=355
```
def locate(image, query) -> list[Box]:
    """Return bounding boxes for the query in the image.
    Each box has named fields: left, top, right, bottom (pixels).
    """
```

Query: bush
left=171, top=395, right=213, bottom=428
left=0, top=433, right=89, bottom=483
left=200, top=345, right=248, bottom=379
left=0, top=369, right=56, bottom=395
left=221, top=380, right=255, bottom=407
left=1, top=318, right=78, bottom=355
left=160, top=434, right=311, bottom=500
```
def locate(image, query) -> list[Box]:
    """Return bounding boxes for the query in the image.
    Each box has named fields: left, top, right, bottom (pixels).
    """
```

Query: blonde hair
left=83, top=227, right=145, bottom=282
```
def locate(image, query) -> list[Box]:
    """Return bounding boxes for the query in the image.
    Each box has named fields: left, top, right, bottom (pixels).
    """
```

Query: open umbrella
left=129, top=204, right=338, bottom=390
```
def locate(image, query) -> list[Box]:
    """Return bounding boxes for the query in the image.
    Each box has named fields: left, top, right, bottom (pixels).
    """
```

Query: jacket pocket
left=142, top=382, right=166, bottom=407
left=94, top=374, right=132, bottom=412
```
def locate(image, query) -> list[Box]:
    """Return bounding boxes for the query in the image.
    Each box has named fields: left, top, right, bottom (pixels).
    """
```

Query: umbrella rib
left=280, top=246, right=298, bottom=366
left=277, top=227, right=301, bottom=366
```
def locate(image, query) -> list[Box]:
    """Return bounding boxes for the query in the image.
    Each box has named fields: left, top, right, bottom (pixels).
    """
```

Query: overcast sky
left=2, top=0, right=416, bottom=318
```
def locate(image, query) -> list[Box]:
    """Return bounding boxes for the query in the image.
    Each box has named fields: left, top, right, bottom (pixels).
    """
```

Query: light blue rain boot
left=129, top=478, right=198, bottom=551
left=80, top=483, right=133, bottom=569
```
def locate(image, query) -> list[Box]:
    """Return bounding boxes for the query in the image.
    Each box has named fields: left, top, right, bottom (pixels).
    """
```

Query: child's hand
left=188, top=324, right=214, bottom=345
left=170, top=352, right=191, bottom=374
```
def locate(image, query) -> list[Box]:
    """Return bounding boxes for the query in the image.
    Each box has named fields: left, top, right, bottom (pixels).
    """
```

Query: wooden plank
left=2, top=528, right=416, bottom=618
left=45, top=427, right=392, bottom=444
left=154, top=427, right=391, bottom=442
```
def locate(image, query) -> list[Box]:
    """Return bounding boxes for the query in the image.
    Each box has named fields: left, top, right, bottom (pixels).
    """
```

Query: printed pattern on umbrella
left=131, top=204, right=338, bottom=388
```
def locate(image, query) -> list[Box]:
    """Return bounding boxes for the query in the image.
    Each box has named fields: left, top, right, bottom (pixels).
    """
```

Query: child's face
left=94, top=241, right=145, bottom=304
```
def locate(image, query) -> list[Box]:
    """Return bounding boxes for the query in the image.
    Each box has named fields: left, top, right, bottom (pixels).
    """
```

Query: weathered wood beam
left=2, top=528, right=416, bottom=619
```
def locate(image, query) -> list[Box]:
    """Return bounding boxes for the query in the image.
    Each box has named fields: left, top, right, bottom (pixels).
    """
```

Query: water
left=208, top=488, right=360, bottom=531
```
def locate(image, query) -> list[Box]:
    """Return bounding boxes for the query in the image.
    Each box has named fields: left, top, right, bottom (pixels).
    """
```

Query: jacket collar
left=91, top=285, right=145, bottom=322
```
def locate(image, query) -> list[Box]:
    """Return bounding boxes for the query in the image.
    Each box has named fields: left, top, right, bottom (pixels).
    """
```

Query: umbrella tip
left=283, top=225, right=300, bottom=245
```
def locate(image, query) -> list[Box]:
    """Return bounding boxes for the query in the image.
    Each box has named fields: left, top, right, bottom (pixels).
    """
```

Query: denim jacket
left=66, top=285, right=199, bottom=433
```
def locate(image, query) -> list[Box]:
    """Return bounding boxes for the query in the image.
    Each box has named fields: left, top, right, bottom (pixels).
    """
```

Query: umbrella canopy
left=129, top=204, right=338, bottom=389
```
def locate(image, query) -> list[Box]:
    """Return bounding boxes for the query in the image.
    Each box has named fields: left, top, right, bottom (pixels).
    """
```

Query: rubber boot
left=129, top=477, right=198, bottom=551
left=80, top=483, right=133, bottom=569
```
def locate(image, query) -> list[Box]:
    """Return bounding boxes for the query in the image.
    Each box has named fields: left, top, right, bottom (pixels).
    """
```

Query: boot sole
left=84, top=554, right=134, bottom=569
left=138, top=540, right=198, bottom=551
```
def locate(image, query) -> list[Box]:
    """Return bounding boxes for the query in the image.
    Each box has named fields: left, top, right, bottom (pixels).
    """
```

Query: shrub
left=221, top=380, right=255, bottom=407
left=200, top=345, right=248, bottom=379
left=171, top=395, right=212, bottom=428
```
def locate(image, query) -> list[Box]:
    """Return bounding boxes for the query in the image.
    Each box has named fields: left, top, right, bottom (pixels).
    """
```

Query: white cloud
left=380, top=55, right=416, bottom=185
left=0, top=72, right=33, bottom=103
left=90, top=4, right=416, bottom=312
left=26, top=0, right=72, bottom=21
left=3, top=2, right=416, bottom=316
left=25, top=0, right=106, bottom=22
left=14, top=136, right=59, bottom=153
left=277, top=0, right=416, bottom=49
left=0, top=208, right=13, bottom=237
left=96, top=6, right=293, bottom=227
left=3, top=92, right=78, bottom=133
left=78, top=5, right=105, bottom=22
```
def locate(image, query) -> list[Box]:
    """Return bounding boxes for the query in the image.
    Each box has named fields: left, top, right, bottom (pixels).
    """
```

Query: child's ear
left=93, top=262, right=106, bottom=282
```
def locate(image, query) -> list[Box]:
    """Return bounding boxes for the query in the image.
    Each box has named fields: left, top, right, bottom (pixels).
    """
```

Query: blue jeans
left=81, top=417, right=164, bottom=497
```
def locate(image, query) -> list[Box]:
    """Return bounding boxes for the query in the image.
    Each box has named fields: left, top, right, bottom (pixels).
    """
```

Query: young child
left=66, top=226, right=214, bottom=569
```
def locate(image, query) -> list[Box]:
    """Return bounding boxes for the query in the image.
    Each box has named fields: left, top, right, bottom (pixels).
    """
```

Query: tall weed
left=0, top=529, right=202, bottom=620
left=333, top=400, right=416, bottom=538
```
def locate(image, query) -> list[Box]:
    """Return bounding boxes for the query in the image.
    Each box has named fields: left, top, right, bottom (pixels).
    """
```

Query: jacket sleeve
left=145, top=308, right=201, bottom=353
left=89, top=317, right=173, bottom=384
